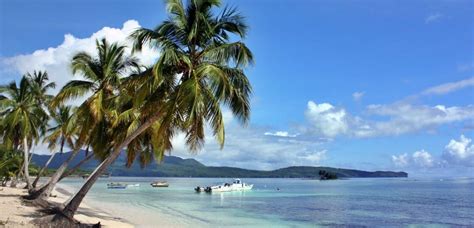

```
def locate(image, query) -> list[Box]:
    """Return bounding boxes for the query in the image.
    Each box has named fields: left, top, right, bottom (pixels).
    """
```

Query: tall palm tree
left=30, top=38, right=140, bottom=202
left=31, top=105, right=76, bottom=188
left=0, top=77, right=48, bottom=190
left=59, top=0, right=253, bottom=220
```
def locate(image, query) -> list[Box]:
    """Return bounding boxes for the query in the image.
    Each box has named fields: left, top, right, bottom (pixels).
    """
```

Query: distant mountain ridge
left=31, top=151, right=408, bottom=178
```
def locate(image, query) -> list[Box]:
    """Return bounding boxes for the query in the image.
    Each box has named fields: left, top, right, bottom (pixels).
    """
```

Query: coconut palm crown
left=52, top=38, right=140, bottom=153
left=130, top=0, right=254, bottom=153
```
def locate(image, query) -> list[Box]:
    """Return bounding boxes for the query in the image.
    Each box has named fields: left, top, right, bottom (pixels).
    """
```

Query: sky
left=1, top=0, right=473, bottom=177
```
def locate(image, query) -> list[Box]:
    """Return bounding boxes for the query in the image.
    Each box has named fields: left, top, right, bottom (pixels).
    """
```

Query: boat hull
left=151, top=183, right=169, bottom=187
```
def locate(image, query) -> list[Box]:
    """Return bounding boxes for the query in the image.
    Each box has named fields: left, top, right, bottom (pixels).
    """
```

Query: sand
left=0, top=184, right=133, bottom=228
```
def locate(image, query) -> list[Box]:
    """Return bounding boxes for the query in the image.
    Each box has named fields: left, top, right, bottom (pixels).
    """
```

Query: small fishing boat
left=107, top=182, right=127, bottom=189
left=196, top=179, right=253, bottom=193
left=151, top=181, right=169, bottom=187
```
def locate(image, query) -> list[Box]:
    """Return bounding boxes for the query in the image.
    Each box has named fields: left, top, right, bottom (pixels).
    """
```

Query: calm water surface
left=60, top=177, right=474, bottom=227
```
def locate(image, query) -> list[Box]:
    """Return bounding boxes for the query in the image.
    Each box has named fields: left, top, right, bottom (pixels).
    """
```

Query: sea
left=59, top=177, right=474, bottom=227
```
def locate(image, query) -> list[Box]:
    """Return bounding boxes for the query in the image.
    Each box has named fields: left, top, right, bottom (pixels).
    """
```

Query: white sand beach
left=0, top=184, right=133, bottom=227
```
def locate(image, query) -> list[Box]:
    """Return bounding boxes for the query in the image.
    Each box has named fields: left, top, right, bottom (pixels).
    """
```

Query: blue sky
left=1, top=0, right=473, bottom=177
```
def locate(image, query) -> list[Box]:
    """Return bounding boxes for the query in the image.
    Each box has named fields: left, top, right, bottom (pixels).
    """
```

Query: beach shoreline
left=0, top=183, right=133, bottom=227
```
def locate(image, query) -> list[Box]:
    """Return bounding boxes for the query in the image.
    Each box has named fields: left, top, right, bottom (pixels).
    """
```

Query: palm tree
left=59, top=0, right=253, bottom=221
left=31, top=105, right=76, bottom=188
left=0, top=77, right=49, bottom=190
left=30, top=38, right=139, bottom=201
left=26, top=71, right=56, bottom=106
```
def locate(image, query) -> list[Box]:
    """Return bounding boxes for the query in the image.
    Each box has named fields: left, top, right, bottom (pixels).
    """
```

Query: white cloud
left=303, top=101, right=474, bottom=138
left=421, top=77, right=474, bottom=96
left=391, top=150, right=434, bottom=168
left=264, top=131, right=297, bottom=138
left=392, top=153, right=409, bottom=167
left=443, top=135, right=474, bottom=166
left=425, top=13, right=443, bottom=24
left=457, top=63, right=474, bottom=72
left=362, top=104, right=474, bottom=137
left=305, top=101, right=349, bottom=137
left=391, top=135, right=474, bottom=170
left=302, top=150, right=326, bottom=163
left=352, top=91, right=365, bottom=102
left=412, top=150, right=434, bottom=168
left=1, top=20, right=159, bottom=96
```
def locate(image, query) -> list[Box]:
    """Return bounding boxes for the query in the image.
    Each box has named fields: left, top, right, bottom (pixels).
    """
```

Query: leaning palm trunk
left=29, top=152, right=93, bottom=198
left=23, top=138, right=32, bottom=190
left=59, top=153, right=94, bottom=181
left=32, top=151, right=57, bottom=188
left=29, top=148, right=81, bottom=200
left=61, top=115, right=159, bottom=218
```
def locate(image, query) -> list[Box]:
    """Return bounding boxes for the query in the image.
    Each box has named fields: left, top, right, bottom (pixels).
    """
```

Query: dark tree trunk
left=61, top=114, right=160, bottom=218
left=32, top=151, right=58, bottom=188
left=10, top=175, right=18, bottom=188
left=29, top=148, right=81, bottom=200
left=59, top=153, right=94, bottom=181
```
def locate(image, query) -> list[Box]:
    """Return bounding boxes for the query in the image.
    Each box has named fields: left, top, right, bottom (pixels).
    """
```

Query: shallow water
left=60, top=177, right=474, bottom=227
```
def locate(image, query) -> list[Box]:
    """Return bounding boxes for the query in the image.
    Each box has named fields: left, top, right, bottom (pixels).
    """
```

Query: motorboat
left=197, top=179, right=253, bottom=193
left=107, top=182, right=127, bottom=189
left=151, top=181, right=169, bottom=187
left=107, top=183, right=140, bottom=189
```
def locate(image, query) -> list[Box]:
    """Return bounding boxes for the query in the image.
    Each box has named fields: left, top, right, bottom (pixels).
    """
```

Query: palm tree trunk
left=10, top=175, right=18, bottom=188
left=59, top=153, right=94, bottom=181
left=61, top=114, right=160, bottom=218
left=29, top=148, right=81, bottom=200
left=23, top=137, right=32, bottom=190
left=32, top=150, right=57, bottom=188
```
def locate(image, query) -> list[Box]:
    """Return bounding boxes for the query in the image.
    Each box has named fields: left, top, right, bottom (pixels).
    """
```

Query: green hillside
left=32, top=152, right=408, bottom=178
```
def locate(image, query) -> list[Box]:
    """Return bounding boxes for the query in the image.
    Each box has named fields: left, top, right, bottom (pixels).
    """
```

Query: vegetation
left=318, top=170, right=338, bottom=180
left=0, top=1, right=243, bottom=227
left=31, top=105, right=76, bottom=188
left=52, top=0, right=253, bottom=222
left=0, top=146, right=23, bottom=186
left=0, top=73, right=50, bottom=189
left=32, top=153, right=408, bottom=178
left=0, top=1, right=412, bottom=226
left=0, top=0, right=252, bottom=226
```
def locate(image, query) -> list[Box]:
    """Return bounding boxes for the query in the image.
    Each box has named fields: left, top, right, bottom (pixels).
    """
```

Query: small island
left=318, top=170, right=338, bottom=180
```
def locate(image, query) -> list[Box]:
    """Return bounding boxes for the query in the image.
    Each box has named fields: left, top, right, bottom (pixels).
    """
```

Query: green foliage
left=52, top=38, right=140, bottom=159
left=0, top=76, right=49, bottom=149
left=117, top=0, right=254, bottom=168
left=0, top=145, right=23, bottom=184
left=43, top=105, right=77, bottom=153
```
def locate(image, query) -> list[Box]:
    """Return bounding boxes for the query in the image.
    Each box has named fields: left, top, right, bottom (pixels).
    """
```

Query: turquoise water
left=60, top=177, right=474, bottom=227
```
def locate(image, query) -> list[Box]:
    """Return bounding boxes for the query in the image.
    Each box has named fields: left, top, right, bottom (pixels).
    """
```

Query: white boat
left=204, top=179, right=253, bottom=193
left=126, top=183, right=140, bottom=188
left=107, top=183, right=140, bottom=189
left=151, top=181, right=169, bottom=187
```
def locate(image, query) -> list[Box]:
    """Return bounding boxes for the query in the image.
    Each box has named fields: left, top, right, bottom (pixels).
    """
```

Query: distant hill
left=31, top=151, right=408, bottom=178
